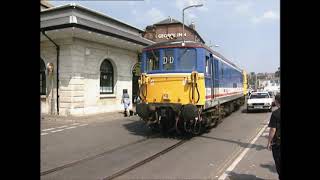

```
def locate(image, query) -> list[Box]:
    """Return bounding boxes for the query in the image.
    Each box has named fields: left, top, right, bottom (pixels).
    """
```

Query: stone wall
left=41, top=38, right=74, bottom=115
left=40, top=37, right=138, bottom=116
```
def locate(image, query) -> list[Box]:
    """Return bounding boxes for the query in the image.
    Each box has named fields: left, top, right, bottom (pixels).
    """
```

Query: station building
left=40, top=3, right=153, bottom=116
left=143, top=17, right=205, bottom=44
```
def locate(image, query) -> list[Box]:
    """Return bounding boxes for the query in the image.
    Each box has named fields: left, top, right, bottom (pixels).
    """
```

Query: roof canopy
left=41, top=4, right=154, bottom=46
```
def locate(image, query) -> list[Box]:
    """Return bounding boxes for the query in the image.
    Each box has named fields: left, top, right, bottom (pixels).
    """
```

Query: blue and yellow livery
left=136, top=41, right=246, bottom=135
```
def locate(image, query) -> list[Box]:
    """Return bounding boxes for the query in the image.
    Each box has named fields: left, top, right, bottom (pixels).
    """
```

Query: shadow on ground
left=199, top=135, right=266, bottom=151
left=226, top=171, right=266, bottom=180
left=260, top=163, right=277, bottom=173
left=122, top=118, right=153, bottom=137
left=122, top=118, right=193, bottom=140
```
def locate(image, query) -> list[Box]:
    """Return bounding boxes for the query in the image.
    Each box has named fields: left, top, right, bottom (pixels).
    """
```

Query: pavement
left=41, top=110, right=130, bottom=129
left=41, top=111, right=151, bottom=174
left=41, top=107, right=279, bottom=180
left=223, top=126, right=278, bottom=180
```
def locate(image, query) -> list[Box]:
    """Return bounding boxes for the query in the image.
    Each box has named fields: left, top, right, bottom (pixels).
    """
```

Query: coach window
left=178, top=48, right=196, bottom=71
left=163, top=49, right=174, bottom=70
left=146, top=50, right=160, bottom=71
left=100, top=59, right=114, bottom=94
left=40, top=58, right=46, bottom=95
left=205, top=55, right=211, bottom=75
left=221, top=63, right=224, bottom=78
left=233, top=83, right=237, bottom=88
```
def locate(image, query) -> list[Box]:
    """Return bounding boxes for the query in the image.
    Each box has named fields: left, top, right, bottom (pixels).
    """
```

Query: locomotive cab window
left=163, top=49, right=174, bottom=70
left=146, top=50, right=160, bottom=71
left=177, top=48, right=196, bottom=71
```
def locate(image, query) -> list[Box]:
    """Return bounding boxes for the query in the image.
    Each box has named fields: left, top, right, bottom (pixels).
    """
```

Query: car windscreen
left=250, top=93, right=269, bottom=99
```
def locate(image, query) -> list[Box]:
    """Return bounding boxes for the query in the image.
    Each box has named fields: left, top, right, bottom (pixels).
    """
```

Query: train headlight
left=162, top=93, right=170, bottom=101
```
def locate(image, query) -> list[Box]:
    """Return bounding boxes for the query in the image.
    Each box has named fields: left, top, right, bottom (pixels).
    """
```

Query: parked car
left=247, top=92, right=273, bottom=112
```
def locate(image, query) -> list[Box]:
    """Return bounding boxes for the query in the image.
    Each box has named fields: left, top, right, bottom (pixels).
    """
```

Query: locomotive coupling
left=191, top=71, right=199, bottom=82
left=190, top=71, right=200, bottom=104
left=139, top=73, right=149, bottom=85
left=138, top=73, right=149, bottom=102
left=186, top=71, right=199, bottom=84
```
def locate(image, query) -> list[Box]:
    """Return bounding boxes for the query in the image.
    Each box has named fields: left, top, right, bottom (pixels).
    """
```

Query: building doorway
left=132, top=62, right=141, bottom=104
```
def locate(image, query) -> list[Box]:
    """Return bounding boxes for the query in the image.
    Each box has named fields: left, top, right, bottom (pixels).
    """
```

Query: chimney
left=189, top=21, right=195, bottom=30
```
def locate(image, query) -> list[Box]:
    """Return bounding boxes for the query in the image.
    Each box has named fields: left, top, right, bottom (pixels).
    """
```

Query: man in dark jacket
left=267, top=93, right=281, bottom=179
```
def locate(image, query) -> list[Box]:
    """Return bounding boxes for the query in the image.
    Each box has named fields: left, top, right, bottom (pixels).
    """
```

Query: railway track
left=41, top=134, right=160, bottom=176
left=41, top=134, right=191, bottom=180
left=103, top=137, right=190, bottom=180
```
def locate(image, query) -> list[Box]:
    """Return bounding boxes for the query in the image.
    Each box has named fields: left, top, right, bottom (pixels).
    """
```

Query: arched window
left=100, top=59, right=114, bottom=94
left=40, top=58, right=46, bottom=95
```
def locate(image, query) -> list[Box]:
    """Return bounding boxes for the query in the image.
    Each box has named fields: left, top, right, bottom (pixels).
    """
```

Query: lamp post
left=209, top=43, right=219, bottom=48
left=182, top=4, right=203, bottom=45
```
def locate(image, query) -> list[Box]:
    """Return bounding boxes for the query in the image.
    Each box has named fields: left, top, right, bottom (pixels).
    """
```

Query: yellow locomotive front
left=139, top=72, right=205, bottom=105
left=242, top=70, right=248, bottom=96
left=136, top=42, right=206, bottom=134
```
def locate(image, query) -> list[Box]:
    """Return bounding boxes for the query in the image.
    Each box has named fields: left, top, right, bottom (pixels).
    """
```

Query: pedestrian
left=135, top=95, right=141, bottom=104
left=121, top=89, right=131, bottom=117
left=267, top=93, right=281, bottom=179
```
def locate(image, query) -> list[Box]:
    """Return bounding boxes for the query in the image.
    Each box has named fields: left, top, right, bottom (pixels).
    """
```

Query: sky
left=48, top=0, right=280, bottom=73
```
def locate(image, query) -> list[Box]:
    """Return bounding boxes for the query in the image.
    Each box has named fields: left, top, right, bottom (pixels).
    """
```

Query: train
left=136, top=40, right=248, bottom=135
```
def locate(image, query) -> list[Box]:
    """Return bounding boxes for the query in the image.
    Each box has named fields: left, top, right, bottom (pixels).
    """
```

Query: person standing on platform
left=267, top=93, right=281, bottom=179
left=121, top=89, right=131, bottom=117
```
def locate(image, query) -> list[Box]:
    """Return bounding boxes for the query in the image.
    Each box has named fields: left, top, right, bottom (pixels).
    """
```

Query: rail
left=40, top=134, right=159, bottom=176
left=103, top=138, right=190, bottom=180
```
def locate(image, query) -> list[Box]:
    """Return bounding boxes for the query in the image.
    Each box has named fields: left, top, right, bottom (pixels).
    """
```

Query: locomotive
left=136, top=40, right=248, bottom=135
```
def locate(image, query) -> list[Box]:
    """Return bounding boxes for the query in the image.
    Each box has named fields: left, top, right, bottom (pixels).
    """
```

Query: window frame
left=205, top=55, right=211, bottom=76
left=146, top=49, right=160, bottom=72
left=40, top=58, right=46, bottom=95
left=100, top=59, right=114, bottom=94
left=177, top=48, right=197, bottom=72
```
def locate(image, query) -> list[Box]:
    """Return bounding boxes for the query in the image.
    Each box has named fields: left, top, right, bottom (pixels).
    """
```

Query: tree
left=249, top=72, right=256, bottom=87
